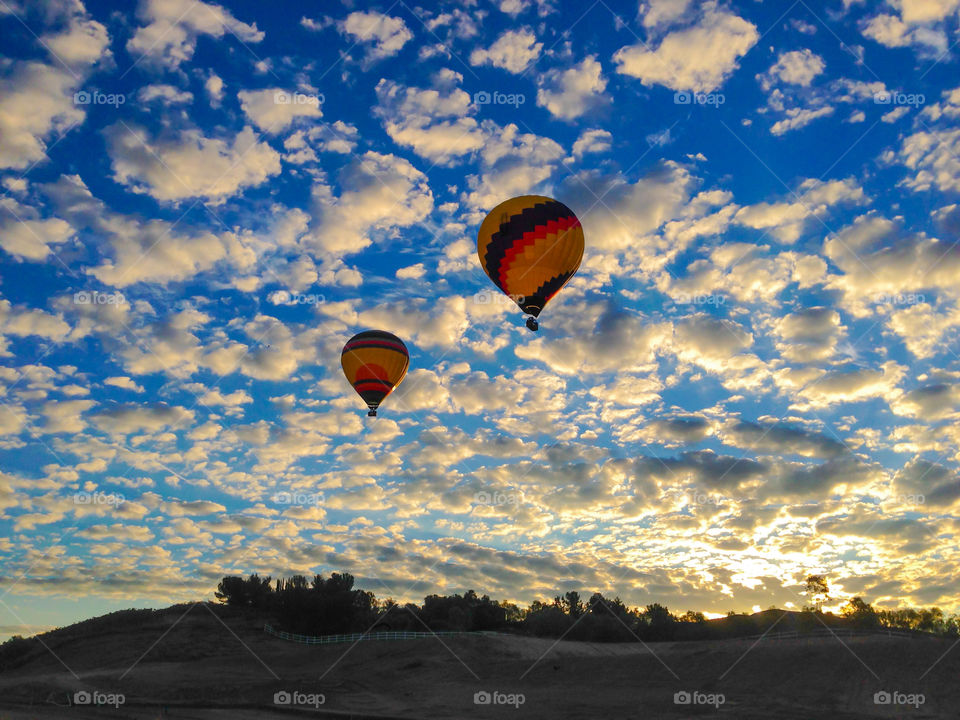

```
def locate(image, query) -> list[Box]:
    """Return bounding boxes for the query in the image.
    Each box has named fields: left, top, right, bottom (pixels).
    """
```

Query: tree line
left=213, top=572, right=960, bottom=642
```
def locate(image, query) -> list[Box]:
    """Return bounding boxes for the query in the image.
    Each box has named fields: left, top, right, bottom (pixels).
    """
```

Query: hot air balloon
left=340, top=330, right=409, bottom=417
left=477, top=195, right=584, bottom=331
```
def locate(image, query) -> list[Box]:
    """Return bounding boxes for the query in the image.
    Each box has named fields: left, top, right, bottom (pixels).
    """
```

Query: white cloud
left=339, top=10, right=412, bottom=61
left=572, top=129, right=612, bottom=158
left=137, top=84, right=193, bottom=105
left=105, top=123, right=281, bottom=203
left=0, top=215, right=74, bottom=261
left=238, top=88, right=323, bottom=133
left=126, top=0, right=263, bottom=69
left=536, top=56, right=608, bottom=120
left=758, top=49, right=825, bottom=90
left=613, top=3, right=759, bottom=92
left=304, top=151, right=434, bottom=258
left=470, top=28, right=542, bottom=73
left=770, top=106, right=835, bottom=135
left=0, top=62, right=84, bottom=170
left=891, top=128, right=960, bottom=193
left=374, top=78, right=484, bottom=164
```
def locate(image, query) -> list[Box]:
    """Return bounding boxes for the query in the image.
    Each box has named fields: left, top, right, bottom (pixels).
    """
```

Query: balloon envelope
left=341, top=330, right=409, bottom=416
left=477, top=195, right=584, bottom=320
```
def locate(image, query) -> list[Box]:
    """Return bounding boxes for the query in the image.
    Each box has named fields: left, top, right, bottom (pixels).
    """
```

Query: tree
left=842, top=597, right=878, bottom=628
left=804, top=575, right=830, bottom=612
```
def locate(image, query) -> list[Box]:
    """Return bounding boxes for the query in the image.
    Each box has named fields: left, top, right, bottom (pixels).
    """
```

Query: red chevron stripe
left=497, top=215, right=579, bottom=289
left=354, top=381, right=393, bottom=393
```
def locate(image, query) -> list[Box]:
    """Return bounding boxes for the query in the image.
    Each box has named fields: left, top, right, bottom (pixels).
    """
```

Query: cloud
left=571, top=129, right=612, bottom=158
left=374, top=77, right=485, bottom=164
left=0, top=62, right=84, bottom=170
left=612, top=3, right=758, bottom=92
left=891, top=128, right=960, bottom=193
left=105, top=123, right=281, bottom=203
left=304, top=151, right=433, bottom=258
left=536, top=56, right=608, bottom=120
left=770, top=106, right=835, bottom=135
left=126, top=0, right=263, bottom=69
left=137, top=84, right=193, bottom=105
left=238, top=88, right=323, bottom=133
left=339, top=10, right=412, bottom=61
left=469, top=28, right=542, bottom=73
left=91, top=404, right=195, bottom=435
left=0, top=214, right=74, bottom=261
left=758, top=49, right=825, bottom=90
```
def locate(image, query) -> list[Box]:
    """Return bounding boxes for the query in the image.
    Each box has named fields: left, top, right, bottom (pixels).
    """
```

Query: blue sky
left=2, top=0, right=960, bottom=639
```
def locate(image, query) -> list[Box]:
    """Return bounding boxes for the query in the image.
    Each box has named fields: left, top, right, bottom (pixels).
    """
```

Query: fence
left=264, top=625, right=499, bottom=645
left=739, top=628, right=939, bottom=641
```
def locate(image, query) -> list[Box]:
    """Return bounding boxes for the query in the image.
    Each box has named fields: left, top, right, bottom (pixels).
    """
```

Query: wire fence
left=263, top=625, right=502, bottom=645
left=265, top=624, right=945, bottom=645
left=738, top=627, right=941, bottom=641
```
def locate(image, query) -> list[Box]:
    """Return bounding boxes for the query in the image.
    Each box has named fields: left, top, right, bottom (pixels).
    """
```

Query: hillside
left=0, top=603, right=956, bottom=718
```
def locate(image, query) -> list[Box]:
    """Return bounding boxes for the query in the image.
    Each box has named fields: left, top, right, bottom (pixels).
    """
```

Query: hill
left=0, top=603, right=956, bottom=718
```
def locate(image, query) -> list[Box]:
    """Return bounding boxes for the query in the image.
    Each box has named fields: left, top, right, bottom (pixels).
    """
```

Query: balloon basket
left=525, top=317, right=539, bottom=332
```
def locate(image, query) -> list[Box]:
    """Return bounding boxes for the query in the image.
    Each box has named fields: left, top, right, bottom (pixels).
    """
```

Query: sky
left=1, top=0, right=960, bottom=641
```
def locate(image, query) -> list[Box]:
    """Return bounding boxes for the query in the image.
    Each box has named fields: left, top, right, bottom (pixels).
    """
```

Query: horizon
left=3, top=0, right=960, bottom=648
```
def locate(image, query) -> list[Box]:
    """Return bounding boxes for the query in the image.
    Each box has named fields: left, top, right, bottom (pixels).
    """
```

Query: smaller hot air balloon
left=341, top=330, right=409, bottom=416
left=477, top=195, right=584, bottom=331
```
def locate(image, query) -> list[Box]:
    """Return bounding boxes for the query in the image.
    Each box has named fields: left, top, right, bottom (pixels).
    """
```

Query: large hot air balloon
left=340, top=330, right=409, bottom=417
left=477, top=195, right=584, bottom=331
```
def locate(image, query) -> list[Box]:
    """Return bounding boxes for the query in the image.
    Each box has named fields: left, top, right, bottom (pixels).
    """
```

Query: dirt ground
left=1, top=612, right=956, bottom=718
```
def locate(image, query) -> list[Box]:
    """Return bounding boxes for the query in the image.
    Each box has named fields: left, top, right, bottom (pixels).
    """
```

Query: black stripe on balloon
left=358, top=389, right=388, bottom=406
left=354, top=379, right=393, bottom=389
left=483, top=201, right=571, bottom=287
left=523, top=270, right=575, bottom=317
